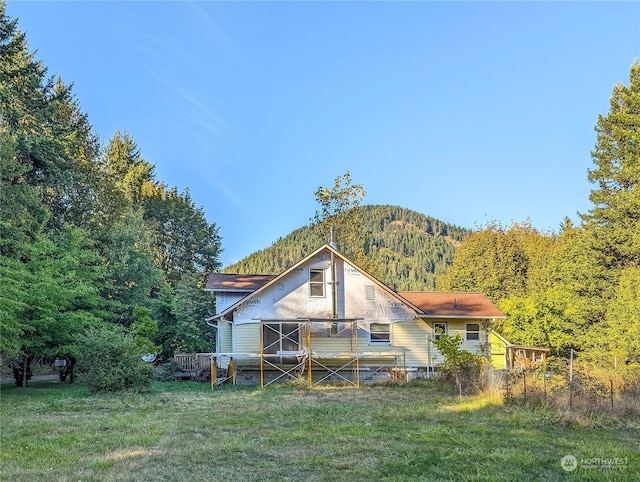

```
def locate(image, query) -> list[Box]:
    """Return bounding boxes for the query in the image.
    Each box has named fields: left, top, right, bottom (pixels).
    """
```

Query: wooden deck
left=173, top=353, right=213, bottom=380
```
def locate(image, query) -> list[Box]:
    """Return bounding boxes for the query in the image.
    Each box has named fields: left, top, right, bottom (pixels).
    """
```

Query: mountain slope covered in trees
left=224, top=205, right=471, bottom=291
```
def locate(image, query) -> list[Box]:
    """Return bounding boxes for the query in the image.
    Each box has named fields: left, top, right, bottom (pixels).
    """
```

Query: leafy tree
left=152, top=274, right=215, bottom=360
left=499, top=287, right=578, bottom=356
left=130, top=306, right=160, bottom=355
left=0, top=5, right=50, bottom=258
left=0, top=227, right=105, bottom=386
left=437, top=222, right=550, bottom=302
left=101, top=208, right=163, bottom=324
left=101, top=131, right=158, bottom=207
left=311, top=171, right=374, bottom=272
left=0, top=129, right=49, bottom=258
left=433, top=333, right=484, bottom=396
left=602, top=267, right=640, bottom=366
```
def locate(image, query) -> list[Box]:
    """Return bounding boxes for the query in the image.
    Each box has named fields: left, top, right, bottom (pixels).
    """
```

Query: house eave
left=418, top=315, right=506, bottom=320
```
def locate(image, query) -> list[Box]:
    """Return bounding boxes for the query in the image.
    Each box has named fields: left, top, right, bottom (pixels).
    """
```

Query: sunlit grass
left=1, top=379, right=638, bottom=481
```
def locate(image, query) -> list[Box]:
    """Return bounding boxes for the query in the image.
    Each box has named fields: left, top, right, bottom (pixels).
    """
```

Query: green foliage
left=0, top=227, right=105, bottom=362
left=152, top=275, right=215, bottom=361
left=144, top=188, right=222, bottom=285
left=226, top=204, right=469, bottom=290
left=438, top=221, right=552, bottom=302
left=432, top=333, right=484, bottom=395
left=130, top=306, right=160, bottom=355
left=101, top=208, right=163, bottom=324
left=602, top=267, right=640, bottom=365
left=583, top=61, right=640, bottom=269
left=0, top=8, right=222, bottom=369
left=499, top=287, right=579, bottom=356
left=311, top=171, right=369, bottom=267
left=77, top=324, right=153, bottom=393
left=101, top=130, right=157, bottom=206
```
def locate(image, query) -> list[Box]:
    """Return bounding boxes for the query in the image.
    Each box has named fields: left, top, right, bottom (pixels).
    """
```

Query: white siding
left=216, top=247, right=490, bottom=372
left=214, top=292, right=249, bottom=315
left=231, top=251, right=415, bottom=324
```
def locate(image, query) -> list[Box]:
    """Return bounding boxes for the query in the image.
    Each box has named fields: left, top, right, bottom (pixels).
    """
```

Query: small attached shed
left=490, top=331, right=550, bottom=370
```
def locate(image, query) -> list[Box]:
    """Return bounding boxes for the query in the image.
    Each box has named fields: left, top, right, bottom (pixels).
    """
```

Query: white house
left=205, top=244, right=509, bottom=386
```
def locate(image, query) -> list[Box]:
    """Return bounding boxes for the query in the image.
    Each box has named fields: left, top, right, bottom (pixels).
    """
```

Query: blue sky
left=7, top=1, right=640, bottom=267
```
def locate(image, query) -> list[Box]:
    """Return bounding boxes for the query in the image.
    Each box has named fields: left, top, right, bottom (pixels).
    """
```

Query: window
left=434, top=322, right=447, bottom=340
left=466, top=323, right=480, bottom=341
left=370, top=323, right=390, bottom=344
left=309, top=268, right=325, bottom=297
left=365, top=285, right=375, bottom=301
left=263, top=322, right=300, bottom=363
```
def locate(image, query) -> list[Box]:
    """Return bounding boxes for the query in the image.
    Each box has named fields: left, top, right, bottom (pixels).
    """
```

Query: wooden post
left=569, top=349, right=574, bottom=411
left=610, top=379, right=614, bottom=410
left=259, top=319, right=264, bottom=389
left=307, top=320, right=312, bottom=388
left=211, top=356, right=218, bottom=392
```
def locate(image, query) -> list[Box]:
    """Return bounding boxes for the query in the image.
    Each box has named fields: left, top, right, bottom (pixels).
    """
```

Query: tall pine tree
left=583, top=61, right=640, bottom=269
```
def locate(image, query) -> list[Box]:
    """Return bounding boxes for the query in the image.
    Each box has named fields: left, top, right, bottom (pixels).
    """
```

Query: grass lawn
left=0, top=379, right=638, bottom=481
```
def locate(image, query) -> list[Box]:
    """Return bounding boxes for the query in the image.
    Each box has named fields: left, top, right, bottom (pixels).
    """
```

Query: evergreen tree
left=101, top=131, right=158, bottom=208
left=582, top=61, right=640, bottom=269
left=144, top=188, right=222, bottom=285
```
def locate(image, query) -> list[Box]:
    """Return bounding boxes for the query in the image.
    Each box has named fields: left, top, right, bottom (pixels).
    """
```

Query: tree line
left=0, top=3, right=221, bottom=387
left=2, top=1, right=637, bottom=390
left=439, top=62, right=640, bottom=381
left=229, top=62, right=640, bottom=385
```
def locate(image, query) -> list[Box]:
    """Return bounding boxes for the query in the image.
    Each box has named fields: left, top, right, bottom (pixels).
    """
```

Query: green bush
left=153, top=359, right=180, bottom=382
left=433, top=333, right=484, bottom=395
left=77, top=325, right=153, bottom=393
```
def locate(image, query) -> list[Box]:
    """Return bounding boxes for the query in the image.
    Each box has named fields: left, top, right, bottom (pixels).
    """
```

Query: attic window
left=466, top=323, right=480, bottom=341
left=365, top=285, right=375, bottom=301
left=309, top=268, right=325, bottom=297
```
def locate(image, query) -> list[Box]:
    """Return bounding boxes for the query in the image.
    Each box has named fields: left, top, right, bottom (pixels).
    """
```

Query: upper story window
left=370, top=323, right=390, bottom=344
left=466, top=323, right=480, bottom=341
left=434, top=322, right=447, bottom=341
left=365, top=285, right=375, bottom=301
left=309, top=268, right=325, bottom=297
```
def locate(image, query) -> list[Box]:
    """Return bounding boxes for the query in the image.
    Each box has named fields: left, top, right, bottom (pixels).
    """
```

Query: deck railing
left=174, top=353, right=212, bottom=372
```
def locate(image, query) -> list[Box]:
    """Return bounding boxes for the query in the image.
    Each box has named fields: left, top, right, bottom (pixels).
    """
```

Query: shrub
left=433, top=333, right=484, bottom=395
left=77, top=325, right=153, bottom=393
left=153, top=359, right=180, bottom=382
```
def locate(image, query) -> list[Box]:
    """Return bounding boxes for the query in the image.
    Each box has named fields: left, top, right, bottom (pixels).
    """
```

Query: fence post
left=610, top=379, right=614, bottom=410
left=569, top=349, right=574, bottom=411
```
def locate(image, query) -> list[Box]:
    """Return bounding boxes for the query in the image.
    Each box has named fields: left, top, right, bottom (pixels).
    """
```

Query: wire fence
left=498, top=359, right=640, bottom=414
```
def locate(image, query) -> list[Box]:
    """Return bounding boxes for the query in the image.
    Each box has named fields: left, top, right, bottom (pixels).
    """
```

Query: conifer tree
left=583, top=61, right=640, bottom=269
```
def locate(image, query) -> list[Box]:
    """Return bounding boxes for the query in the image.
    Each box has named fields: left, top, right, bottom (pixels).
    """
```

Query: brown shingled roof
left=397, top=291, right=505, bottom=318
left=205, top=273, right=275, bottom=292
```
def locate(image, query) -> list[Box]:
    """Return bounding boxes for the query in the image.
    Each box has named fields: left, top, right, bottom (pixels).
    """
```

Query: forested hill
left=224, top=205, right=471, bottom=291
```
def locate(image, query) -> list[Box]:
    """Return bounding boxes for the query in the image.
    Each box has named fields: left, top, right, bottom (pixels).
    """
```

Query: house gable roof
left=214, top=244, right=422, bottom=320
left=397, top=291, right=505, bottom=319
